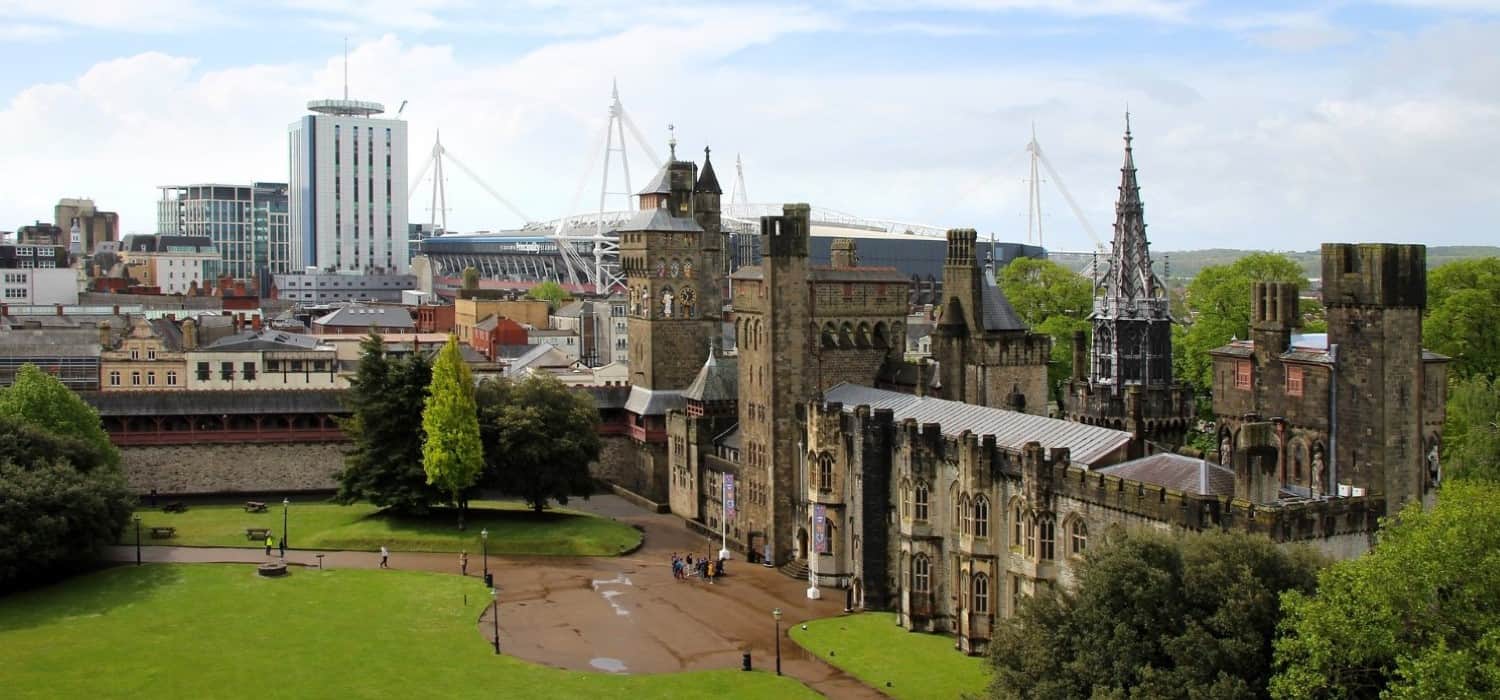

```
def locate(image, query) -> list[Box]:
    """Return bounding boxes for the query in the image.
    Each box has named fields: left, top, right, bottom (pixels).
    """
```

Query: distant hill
left=1049, top=246, right=1500, bottom=283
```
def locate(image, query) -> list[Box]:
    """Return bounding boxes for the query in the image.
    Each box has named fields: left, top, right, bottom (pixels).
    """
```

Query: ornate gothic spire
left=1103, top=112, right=1159, bottom=305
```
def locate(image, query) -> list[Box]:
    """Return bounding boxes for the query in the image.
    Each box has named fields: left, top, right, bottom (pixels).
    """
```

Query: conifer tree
left=421, top=335, right=483, bottom=529
left=336, top=334, right=440, bottom=513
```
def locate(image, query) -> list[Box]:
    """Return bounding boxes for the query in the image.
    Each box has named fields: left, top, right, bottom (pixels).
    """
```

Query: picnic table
left=244, top=501, right=268, bottom=513
left=246, top=527, right=273, bottom=541
left=149, top=526, right=176, bottom=539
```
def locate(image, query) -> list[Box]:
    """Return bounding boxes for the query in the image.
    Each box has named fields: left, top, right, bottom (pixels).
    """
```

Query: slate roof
left=1211, top=333, right=1449, bottom=364
left=696, top=152, right=723, bottom=195
left=808, top=266, right=909, bottom=283
left=636, top=162, right=673, bottom=196
left=978, top=275, right=1027, bottom=332
left=474, top=315, right=499, bottom=332
left=624, top=386, right=684, bottom=416
left=683, top=349, right=738, bottom=403
left=0, top=329, right=104, bottom=357
left=150, top=318, right=184, bottom=352
left=715, top=424, right=742, bottom=451
left=199, top=329, right=325, bottom=353
left=821, top=383, right=1134, bottom=466
left=614, top=208, right=703, bottom=233
left=77, top=389, right=348, bottom=416
left=313, top=305, right=415, bottom=330
left=496, top=344, right=538, bottom=359
left=1094, top=452, right=1235, bottom=497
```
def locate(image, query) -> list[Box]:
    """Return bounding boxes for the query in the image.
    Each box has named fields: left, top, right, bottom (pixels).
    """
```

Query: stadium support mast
left=730, top=154, right=749, bottom=208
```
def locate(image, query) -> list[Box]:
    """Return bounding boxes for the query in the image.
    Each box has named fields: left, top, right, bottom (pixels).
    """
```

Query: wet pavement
left=103, top=495, right=886, bottom=699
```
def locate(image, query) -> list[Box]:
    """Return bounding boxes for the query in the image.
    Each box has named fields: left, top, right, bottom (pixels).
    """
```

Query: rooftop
left=1095, top=452, right=1235, bottom=497
left=313, top=306, right=415, bottom=330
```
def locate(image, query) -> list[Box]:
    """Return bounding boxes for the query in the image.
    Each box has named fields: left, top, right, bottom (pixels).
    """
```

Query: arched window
left=818, top=453, right=834, bottom=491
left=914, top=482, right=929, bottom=521
left=1039, top=516, right=1056, bottom=561
left=873, top=322, right=890, bottom=349
left=855, top=322, right=872, bottom=348
left=1011, top=500, right=1025, bottom=547
left=901, top=479, right=911, bottom=519
left=1024, top=514, right=1036, bottom=557
left=960, top=495, right=971, bottom=535
left=973, top=573, right=989, bottom=614
left=973, top=496, right=989, bottom=539
left=912, top=554, right=930, bottom=592
left=1070, top=518, right=1088, bottom=556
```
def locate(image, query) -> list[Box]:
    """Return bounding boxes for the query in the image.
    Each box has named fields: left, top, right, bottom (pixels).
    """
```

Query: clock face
left=681, top=287, right=696, bottom=302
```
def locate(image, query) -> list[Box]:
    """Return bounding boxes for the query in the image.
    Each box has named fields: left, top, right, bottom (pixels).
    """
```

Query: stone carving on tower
left=1062, top=117, right=1194, bottom=451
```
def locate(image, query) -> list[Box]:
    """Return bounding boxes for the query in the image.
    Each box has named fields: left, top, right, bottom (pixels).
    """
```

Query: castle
left=621, top=126, right=1445, bottom=655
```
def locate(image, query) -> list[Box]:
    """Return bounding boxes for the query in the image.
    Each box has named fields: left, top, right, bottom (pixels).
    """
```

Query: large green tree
left=0, top=364, right=120, bottom=468
left=998, top=257, right=1094, bottom=397
left=990, top=530, right=1322, bottom=700
left=1423, top=257, right=1500, bottom=380
left=0, top=386, right=132, bottom=592
left=476, top=372, right=599, bottom=512
left=1273, top=480, right=1500, bottom=699
left=1174, top=253, right=1307, bottom=390
left=1441, top=375, right=1500, bottom=482
left=336, top=334, right=442, bottom=514
left=421, top=336, right=484, bottom=529
left=526, top=280, right=572, bottom=311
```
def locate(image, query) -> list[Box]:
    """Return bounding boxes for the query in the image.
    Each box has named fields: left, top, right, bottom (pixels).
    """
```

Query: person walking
left=264, top=534, right=273, bottom=556
left=706, top=558, right=716, bottom=584
left=278, top=535, right=285, bottom=558
left=460, top=550, right=469, bottom=576
left=379, top=545, right=390, bottom=569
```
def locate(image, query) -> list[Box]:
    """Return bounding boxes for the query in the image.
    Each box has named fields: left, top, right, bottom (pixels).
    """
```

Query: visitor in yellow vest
left=265, top=535, right=273, bottom=556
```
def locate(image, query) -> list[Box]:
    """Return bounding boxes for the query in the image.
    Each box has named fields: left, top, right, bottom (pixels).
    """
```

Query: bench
left=244, top=501, right=268, bottom=513
left=246, top=527, right=272, bottom=541
left=162, top=502, right=187, bottom=514
left=149, top=526, right=176, bottom=539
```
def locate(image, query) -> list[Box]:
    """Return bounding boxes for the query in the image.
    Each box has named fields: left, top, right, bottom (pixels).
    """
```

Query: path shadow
left=0, top=564, right=184, bottom=633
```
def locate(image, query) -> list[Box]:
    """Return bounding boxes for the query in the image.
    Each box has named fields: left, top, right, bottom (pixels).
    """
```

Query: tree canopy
left=0, top=364, right=119, bottom=468
left=461, top=266, right=480, bottom=291
left=990, top=530, right=1322, bottom=700
left=1423, top=257, right=1500, bottom=380
left=336, top=334, right=443, bottom=514
left=1273, top=480, right=1500, bottom=699
left=421, top=336, right=484, bottom=529
left=1441, top=375, right=1500, bottom=482
left=526, top=280, right=572, bottom=311
left=998, top=257, right=1094, bottom=397
left=0, top=371, right=132, bottom=592
left=1174, top=253, right=1308, bottom=390
left=476, top=372, right=599, bottom=512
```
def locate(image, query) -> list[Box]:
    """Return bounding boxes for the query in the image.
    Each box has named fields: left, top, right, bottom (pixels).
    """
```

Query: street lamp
left=773, top=607, right=783, bottom=676
left=481, top=528, right=490, bottom=583
left=491, top=588, right=501, bottom=654
left=133, top=515, right=142, bottom=566
left=282, top=498, right=290, bottom=550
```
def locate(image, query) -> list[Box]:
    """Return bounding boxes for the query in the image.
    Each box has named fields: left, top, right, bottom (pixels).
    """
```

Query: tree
left=999, top=258, right=1094, bottom=396
left=0, top=409, right=132, bottom=592
left=1423, top=257, right=1500, bottom=380
left=1440, top=374, right=1500, bottom=483
left=421, top=336, right=484, bottom=529
left=336, top=333, right=443, bottom=513
left=461, top=266, right=480, bottom=291
left=1175, top=253, right=1306, bottom=390
left=990, top=530, right=1322, bottom=700
left=0, top=363, right=120, bottom=468
left=476, top=372, right=600, bottom=512
left=1272, top=481, right=1500, bottom=699
left=526, top=280, right=571, bottom=311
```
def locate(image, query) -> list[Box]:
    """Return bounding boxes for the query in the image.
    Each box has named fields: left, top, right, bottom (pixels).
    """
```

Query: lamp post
left=481, top=528, right=489, bottom=582
left=282, top=497, right=290, bottom=550
left=491, top=588, right=501, bottom=654
left=133, top=515, right=142, bottom=566
left=773, top=607, right=783, bottom=676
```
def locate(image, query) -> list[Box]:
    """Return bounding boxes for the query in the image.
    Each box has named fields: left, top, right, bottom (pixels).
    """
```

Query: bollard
left=742, top=652, right=752, bottom=672
left=484, top=572, right=494, bottom=588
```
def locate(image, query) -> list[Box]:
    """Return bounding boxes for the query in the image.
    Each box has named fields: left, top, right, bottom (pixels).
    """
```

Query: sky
left=1, top=0, right=1498, bottom=253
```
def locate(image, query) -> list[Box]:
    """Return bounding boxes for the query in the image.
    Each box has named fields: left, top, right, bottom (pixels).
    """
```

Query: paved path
left=104, top=495, right=885, bottom=699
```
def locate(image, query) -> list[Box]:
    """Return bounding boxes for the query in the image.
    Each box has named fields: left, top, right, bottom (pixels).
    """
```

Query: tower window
left=1286, top=366, right=1304, bottom=397
left=1235, top=360, right=1252, bottom=390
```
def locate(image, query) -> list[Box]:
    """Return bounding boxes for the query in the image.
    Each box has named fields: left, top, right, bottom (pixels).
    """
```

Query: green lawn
left=789, top=612, right=990, bottom=700
left=0, top=564, right=816, bottom=699
left=122, top=500, right=641, bottom=556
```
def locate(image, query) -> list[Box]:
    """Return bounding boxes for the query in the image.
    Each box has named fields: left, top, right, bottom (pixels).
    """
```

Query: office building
left=158, top=183, right=291, bottom=282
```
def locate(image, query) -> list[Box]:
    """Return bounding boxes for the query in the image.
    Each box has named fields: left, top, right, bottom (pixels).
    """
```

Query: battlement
left=761, top=203, right=810, bottom=258
left=1321, top=243, right=1426, bottom=309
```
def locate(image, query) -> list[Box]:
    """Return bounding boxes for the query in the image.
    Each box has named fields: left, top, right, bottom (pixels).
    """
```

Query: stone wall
left=122, top=443, right=346, bottom=495
left=588, top=434, right=637, bottom=488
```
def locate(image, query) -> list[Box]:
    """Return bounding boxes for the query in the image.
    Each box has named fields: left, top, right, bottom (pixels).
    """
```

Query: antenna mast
left=342, top=37, right=349, bottom=101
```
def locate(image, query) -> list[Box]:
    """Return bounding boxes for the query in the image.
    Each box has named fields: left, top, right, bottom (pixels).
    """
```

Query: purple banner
left=813, top=504, right=827, bottom=554
left=724, top=474, right=736, bottom=521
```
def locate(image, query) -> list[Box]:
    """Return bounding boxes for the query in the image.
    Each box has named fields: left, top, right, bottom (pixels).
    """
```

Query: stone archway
left=796, top=527, right=809, bottom=561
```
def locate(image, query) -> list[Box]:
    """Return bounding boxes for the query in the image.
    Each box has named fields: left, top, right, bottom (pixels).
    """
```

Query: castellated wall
left=121, top=443, right=347, bottom=495
left=587, top=434, right=637, bottom=490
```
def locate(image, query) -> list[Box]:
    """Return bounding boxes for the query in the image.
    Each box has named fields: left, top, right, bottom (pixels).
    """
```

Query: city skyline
left=1, top=1, right=1497, bottom=252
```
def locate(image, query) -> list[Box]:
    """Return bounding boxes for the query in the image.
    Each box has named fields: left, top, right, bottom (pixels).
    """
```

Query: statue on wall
left=1312, top=448, right=1326, bottom=496
left=661, top=289, right=674, bottom=318
left=628, top=286, right=638, bottom=316
left=1427, top=443, right=1441, bottom=488
left=1220, top=434, right=1233, bottom=466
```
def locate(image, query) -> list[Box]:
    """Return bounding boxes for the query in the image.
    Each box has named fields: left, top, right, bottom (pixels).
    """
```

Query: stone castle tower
left=619, top=146, right=724, bottom=501
left=930, top=228, right=1050, bottom=414
left=1062, top=120, right=1193, bottom=448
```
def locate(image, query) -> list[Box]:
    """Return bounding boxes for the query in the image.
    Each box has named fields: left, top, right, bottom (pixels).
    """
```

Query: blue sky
left=2, top=0, right=1498, bottom=251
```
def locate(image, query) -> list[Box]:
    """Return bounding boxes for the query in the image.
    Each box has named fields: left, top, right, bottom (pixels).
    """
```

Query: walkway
left=104, top=495, right=884, bottom=699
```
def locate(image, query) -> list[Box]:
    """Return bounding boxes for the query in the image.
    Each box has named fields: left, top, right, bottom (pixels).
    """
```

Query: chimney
left=252, top=315, right=263, bottom=332
left=1071, top=330, right=1088, bottom=382
left=98, top=321, right=111, bottom=349
left=830, top=238, right=858, bottom=269
left=233, top=315, right=243, bottom=333
left=182, top=319, right=198, bottom=350
left=55, top=304, right=64, bottom=317
left=112, top=305, right=120, bottom=317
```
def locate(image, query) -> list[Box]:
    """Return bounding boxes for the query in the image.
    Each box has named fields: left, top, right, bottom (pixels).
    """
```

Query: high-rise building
left=157, top=183, right=291, bottom=282
left=288, top=98, right=408, bottom=275
left=54, top=198, right=118, bottom=254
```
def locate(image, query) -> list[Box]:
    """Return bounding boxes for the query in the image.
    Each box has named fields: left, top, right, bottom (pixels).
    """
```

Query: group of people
left=671, top=552, right=726, bottom=583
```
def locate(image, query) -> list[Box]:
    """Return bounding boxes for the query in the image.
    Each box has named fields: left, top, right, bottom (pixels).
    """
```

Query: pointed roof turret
left=1102, top=112, right=1160, bottom=305
left=695, top=146, right=722, bottom=195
